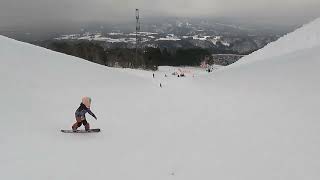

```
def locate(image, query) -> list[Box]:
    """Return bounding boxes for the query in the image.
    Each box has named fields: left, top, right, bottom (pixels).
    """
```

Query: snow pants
left=72, top=116, right=90, bottom=131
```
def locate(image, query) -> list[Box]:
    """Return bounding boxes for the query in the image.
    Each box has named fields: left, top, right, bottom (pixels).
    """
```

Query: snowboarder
left=72, top=97, right=97, bottom=131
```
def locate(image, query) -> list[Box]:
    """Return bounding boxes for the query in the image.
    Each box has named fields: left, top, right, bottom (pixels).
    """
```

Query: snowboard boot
left=84, top=123, right=90, bottom=131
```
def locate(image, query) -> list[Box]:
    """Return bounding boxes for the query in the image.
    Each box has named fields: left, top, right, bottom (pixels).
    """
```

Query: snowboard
left=61, top=129, right=101, bottom=133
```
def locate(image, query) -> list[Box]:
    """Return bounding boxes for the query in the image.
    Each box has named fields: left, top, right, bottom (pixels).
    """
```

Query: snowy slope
left=227, top=18, right=320, bottom=68
left=1, top=17, right=320, bottom=180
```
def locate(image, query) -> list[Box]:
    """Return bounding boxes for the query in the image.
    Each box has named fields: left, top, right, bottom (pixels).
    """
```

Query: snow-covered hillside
left=1, top=17, right=320, bottom=180
left=228, top=18, right=320, bottom=68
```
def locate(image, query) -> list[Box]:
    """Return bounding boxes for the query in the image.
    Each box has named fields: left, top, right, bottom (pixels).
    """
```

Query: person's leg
left=82, top=120, right=90, bottom=131
left=72, top=117, right=82, bottom=130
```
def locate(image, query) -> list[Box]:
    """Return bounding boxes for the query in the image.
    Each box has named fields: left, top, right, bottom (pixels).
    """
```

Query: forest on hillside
left=38, top=41, right=213, bottom=70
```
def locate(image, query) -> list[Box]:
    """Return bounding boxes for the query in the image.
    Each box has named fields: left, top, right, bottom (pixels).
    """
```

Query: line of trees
left=40, top=41, right=211, bottom=70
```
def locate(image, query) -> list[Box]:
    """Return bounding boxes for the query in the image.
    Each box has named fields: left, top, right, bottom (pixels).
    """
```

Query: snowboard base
left=61, top=129, right=100, bottom=133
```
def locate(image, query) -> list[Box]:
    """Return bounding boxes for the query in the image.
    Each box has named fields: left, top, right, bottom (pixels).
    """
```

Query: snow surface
left=229, top=18, right=320, bottom=68
left=1, top=17, right=320, bottom=180
left=156, top=34, right=181, bottom=41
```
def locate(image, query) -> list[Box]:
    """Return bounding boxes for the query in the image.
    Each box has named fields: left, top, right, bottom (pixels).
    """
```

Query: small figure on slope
left=72, top=97, right=97, bottom=131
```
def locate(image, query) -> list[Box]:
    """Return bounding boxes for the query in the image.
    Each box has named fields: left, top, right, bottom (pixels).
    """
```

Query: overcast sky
left=1, top=0, right=320, bottom=28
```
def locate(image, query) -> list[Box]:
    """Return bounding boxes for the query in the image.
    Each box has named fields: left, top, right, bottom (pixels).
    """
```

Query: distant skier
left=153, top=73, right=155, bottom=78
left=72, top=97, right=97, bottom=131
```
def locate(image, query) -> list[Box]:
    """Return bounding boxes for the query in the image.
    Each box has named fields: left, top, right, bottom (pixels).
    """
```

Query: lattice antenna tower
left=135, top=9, right=140, bottom=63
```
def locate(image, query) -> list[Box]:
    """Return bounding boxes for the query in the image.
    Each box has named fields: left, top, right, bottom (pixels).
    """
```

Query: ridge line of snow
left=224, top=18, right=320, bottom=69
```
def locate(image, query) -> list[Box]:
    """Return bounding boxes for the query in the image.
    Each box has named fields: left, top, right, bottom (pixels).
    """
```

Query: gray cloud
left=0, top=0, right=320, bottom=28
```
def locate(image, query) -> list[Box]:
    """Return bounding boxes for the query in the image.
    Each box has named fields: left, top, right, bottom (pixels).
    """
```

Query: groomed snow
left=228, top=18, right=320, bottom=68
left=1, top=17, right=320, bottom=180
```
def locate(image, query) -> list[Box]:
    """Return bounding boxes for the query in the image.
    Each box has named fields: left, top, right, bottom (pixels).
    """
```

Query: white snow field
left=1, top=18, right=320, bottom=180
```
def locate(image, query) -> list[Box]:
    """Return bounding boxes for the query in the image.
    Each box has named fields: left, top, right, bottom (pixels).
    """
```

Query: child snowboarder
left=72, top=97, right=97, bottom=131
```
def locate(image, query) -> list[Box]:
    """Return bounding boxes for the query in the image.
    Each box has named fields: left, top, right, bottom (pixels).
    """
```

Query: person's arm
left=87, top=109, right=97, bottom=120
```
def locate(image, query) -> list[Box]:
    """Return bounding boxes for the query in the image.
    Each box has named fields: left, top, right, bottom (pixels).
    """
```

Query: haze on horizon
left=1, top=0, right=319, bottom=30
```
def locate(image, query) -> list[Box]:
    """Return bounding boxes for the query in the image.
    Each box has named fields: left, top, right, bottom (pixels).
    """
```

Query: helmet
left=82, top=97, right=92, bottom=108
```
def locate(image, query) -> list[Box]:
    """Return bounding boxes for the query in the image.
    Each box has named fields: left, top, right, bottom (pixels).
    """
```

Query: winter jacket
left=75, top=103, right=97, bottom=119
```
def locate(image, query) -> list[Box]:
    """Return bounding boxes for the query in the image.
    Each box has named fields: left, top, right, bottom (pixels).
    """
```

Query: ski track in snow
left=1, top=17, right=320, bottom=180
